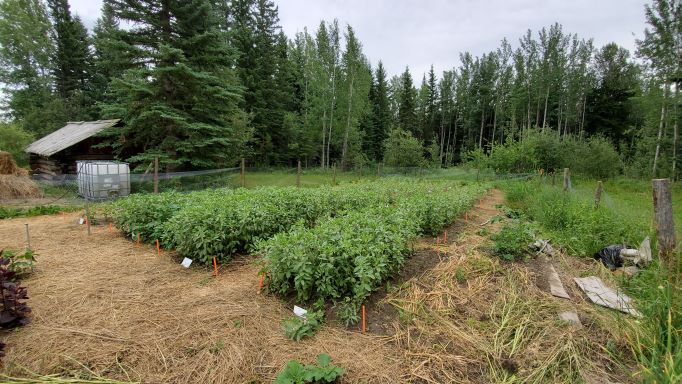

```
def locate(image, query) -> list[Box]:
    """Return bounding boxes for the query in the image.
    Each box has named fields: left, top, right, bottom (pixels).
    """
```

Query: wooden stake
left=24, top=223, right=30, bottom=251
left=465, top=211, right=468, bottom=222
left=653, top=178, right=676, bottom=263
left=444, top=231, right=447, bottom=243
left=296, top=160, right=301, bottom=188
left=136, top=233, right=140, bottom=247
left=258, top=273, right=265, bottom=293
left=240, top=158, right=245, bottom=188
left=156, top=239, right=160, bottom=257
left=594, top=181, right=603, bottom=208
left=153, top=156, right=159, bottom=194
left=84, top=202, right=91, bottom=236
left=563, top=168, right=570, bottom=192
left=213, top=256, right=219, bottom=277
left=361, top=304, right=366, bottom=333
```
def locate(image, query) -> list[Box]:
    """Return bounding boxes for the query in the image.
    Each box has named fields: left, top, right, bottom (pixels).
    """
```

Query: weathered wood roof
left=25, top=119, right=120, bottom=157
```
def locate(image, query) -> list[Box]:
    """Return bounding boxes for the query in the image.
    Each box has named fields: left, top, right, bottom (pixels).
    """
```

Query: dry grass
left=0, top=151, right=27, bottom=176
left=0, top=213, right=403, bottom=383
left=0, top=175, right=41, bottom=200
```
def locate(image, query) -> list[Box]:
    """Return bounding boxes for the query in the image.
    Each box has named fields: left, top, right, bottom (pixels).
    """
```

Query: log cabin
left=25, top=120, right=121, bottom=180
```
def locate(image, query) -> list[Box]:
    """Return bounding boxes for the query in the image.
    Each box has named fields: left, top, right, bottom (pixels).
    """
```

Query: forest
left=0, top=0, right=680, bottom=178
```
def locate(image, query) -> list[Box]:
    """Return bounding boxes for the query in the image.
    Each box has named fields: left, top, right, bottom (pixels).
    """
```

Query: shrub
left=383, top=129, right=424, bottom=167
left=275, top=353, right=344, bottom=384
left=0, top=123, right=33, bottom=166
left=0, top=250, right=31, bottom=329
left=490, top=222, right=535, bottom=261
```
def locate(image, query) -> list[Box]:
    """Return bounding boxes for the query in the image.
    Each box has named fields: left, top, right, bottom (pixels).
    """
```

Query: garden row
left=111, top=180, right=486, bottom=311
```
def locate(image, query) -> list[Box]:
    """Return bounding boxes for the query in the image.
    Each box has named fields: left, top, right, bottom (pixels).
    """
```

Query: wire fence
left=22, top=164, right=527, bottom=208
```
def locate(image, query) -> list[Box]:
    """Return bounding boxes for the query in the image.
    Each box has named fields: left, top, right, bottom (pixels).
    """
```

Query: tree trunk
left=478, top=106, right=485, bottom=149
left=579, top=94, right=587, bottom=140
left=672, top=84, right=679, bottom=181
left=491, top=106, right=497, bottom=150
left=327, top=61, right=338, bottom=169
left=321, top=109, right=327, bottom=169
left=653, top=83, right=669, bottom=177
left=341, top=73, right=354, bottom=169
left=542, top=88, right=549, bottom=130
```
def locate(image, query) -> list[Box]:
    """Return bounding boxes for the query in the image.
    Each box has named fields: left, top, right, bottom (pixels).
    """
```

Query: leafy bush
left=0, top=122, right=33, bottom=166
left=383, top=129, right=425, bottom=167
left=261, top=183, right=486, bottom=307
left=490, top=222, right=535, bottom=261
left=0, top=250, right=31, bottom=328
left=275, top=353, right=344, bottom=384
left=0, top=205, right=74, bottom=219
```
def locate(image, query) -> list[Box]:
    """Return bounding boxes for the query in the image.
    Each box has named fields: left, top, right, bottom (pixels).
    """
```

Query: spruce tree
left=371, top=61, right=391, bottom=160
left=397, top=67, right=417, bottom=135
left=102, top=0, right=245, bottom=169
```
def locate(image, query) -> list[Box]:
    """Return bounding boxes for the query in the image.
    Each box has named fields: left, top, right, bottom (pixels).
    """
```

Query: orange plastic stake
left=258, top=273, right=265, bottom=292
left=136, top=233, right=140, bottom=246
left=109, top=222, right=113, bottom=232
left=213, top=256, right=219, bottom=277
left=361, top=304, right=366, bottom=333
left=156, top=239, right=160, bottom=257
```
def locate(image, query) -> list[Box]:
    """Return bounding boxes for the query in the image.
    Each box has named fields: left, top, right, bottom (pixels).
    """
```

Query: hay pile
left=0, top=151, right=40, bottom=199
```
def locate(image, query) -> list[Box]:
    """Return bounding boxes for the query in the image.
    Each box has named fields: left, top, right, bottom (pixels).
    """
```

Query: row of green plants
left=260, top=184, right=487, bottom=326
left=0, top=205, right=77, bottom=219
left=111, top=180, right=484, bottom=266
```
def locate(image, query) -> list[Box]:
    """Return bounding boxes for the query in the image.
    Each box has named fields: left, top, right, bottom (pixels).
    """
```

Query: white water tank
left=77, top=161, right=130, bottom=201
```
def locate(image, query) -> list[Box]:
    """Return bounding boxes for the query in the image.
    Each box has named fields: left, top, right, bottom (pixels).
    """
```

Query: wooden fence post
left=594, top=181, right=603, bottom=208
left=563, top=168, right=570, bottom=192
left=84, top=202, right=91, bottom=236
left=240, top=158, right=245, bottom=188
left=153, top=156, right=159, bottom=194
left=653, top=178, right=676, bottom=263
left=24, top=223, right=30, bottom=251
left=296, top=160, right=301, bottom=188
left=332, top=162, right=336, bottom=186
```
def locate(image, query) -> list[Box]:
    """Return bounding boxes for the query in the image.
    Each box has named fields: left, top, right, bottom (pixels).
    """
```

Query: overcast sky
left=70, top=0, right=649, bottom=80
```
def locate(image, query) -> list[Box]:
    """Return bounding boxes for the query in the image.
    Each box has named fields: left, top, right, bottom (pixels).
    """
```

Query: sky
left=69, top=0, right=650, bottom=80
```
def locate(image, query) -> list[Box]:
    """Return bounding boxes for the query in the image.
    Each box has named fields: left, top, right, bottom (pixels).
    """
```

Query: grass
left=497, top=176, right=682, bottom=383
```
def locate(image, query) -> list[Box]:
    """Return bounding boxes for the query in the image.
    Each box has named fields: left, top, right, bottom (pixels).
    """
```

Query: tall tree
left=0, top=0, right=65, bottom=136
left=369, top=61, right=391, bottom=160
left=102, top=0, right=246, bottom=169
left=47, top=0, right=93, bottom=119
left=397, top=67, right=417, bottom=136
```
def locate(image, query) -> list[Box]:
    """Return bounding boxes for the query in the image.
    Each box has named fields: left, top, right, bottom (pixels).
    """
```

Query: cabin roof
left=25, top=119, right=120, bottom=157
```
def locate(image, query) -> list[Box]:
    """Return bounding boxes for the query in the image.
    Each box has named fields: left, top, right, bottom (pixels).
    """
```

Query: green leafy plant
left=490, top=222, right=535, bottom=261
left=275, top=353, right=344, bottom=384
left=335, top=297, right=360, bottom=327
left=1, top=249, right=36, bottom=277
left=282, top=310, right=324, bottom=341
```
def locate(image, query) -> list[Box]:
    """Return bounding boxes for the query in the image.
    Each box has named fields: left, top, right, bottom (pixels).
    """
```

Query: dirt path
left=0, top=189, right=622, bottom=383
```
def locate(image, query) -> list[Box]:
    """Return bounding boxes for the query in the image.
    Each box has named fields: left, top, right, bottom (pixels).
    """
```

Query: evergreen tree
left=370, top=61, right=391, bottom=160
left=91, top=1, right=131, bottom=108
left=102, top=0, right=246, bottom=169
left=47, top=0, right=93, bottom=119
left=397, top=67, right=417, bottom=135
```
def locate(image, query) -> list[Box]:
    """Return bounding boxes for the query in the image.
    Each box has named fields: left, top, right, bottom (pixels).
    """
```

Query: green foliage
left=1, top=249, right=36, bottom=277
left=383, top=129, right=424, bottom=167
left=490, top=222, right=534, bottom=261
left=501, top=182, right=641, bottom=256
left=0, top=205, right=75, bottom=219
left=275, top=353, right=344, bottom=384
left=282, top=310, right=324, bottom=342
left=0, top=123, right=33, bottom=166
left=111, top=191, right=191, bottom=248
left=261, top=182, right=485, bottom=305
left=335, top=297, right=360, bottom=327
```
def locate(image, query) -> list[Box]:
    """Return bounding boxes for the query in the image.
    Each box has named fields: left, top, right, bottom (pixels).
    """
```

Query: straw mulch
left=0, top=213, right=404, bottom=383
left=0, top=151, right=28, bottom=176
left=0, top=152, right=39, bottom=200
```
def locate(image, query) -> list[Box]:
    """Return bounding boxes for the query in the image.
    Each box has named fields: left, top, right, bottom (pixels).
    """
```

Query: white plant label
left=293, top=305, right=307, bottom=319
left=181, top=258, right=192, bottom=268
left=79, top=218, right=84, bottom=225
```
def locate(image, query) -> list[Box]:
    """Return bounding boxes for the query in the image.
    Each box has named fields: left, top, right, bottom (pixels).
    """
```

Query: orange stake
left=156, top=239, right=160, bottom=256
left=258, top=273, right=265, bottom=292
left=108, top=222, right=113, bottom=232
left=213, top=256, right=219, bottom=277
left=444, top=231, right=447, bottom=243
left=361, top=304, right=366, bottom=333
left=136, top=233, right=140, bottom=246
